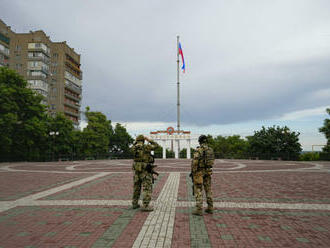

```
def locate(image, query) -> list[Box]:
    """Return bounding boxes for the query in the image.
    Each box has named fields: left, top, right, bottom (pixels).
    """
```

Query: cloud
left=279, top=106, right=329, bottom=121
left=2, top=0, right=330, bottom=127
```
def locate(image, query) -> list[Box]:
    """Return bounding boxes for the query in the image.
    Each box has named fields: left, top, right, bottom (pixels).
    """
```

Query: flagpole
left=177, top=35, right=180, bottom=157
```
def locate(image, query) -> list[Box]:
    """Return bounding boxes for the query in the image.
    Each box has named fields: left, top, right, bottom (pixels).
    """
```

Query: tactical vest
left=198, top=145, right=215, bottom=169
left=133, top=143, right=146, bottom=162
left=133, top=143, right=150, bottom=172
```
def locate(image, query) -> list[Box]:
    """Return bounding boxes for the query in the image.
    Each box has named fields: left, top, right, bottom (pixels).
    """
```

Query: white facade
left=149, top=133, right=192, bottom=159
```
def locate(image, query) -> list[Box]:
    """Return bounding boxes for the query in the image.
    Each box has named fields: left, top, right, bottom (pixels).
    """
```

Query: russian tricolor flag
left=178, top=42, right=185, bottom=73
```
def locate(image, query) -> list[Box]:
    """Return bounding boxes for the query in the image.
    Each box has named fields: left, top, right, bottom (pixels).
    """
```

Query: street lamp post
left=49, top=131, right=59, bottom=161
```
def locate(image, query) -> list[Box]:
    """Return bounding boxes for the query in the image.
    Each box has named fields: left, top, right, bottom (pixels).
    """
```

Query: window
left=0, top=31, right=10, bottom=44
left=0, top=44, right=9, bottom=55
left=28, top=70, right=47, bottom=78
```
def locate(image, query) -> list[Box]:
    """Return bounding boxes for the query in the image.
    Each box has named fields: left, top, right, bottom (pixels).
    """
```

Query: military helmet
left=198, top=135, right=208, bottom=144
left=136, top=135, right=145, bottom=142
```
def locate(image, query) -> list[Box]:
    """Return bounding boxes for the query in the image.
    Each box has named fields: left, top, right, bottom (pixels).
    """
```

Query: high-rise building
left=50, top=42, right=82, bottom=124
left=9, top=30, right=52, bottom=105
left=0, top=19, right=11, bottom=67
left=0, top=19, right=82, bottom=126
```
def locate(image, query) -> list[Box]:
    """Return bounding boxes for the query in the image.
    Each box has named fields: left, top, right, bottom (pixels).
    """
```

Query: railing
left=64, top=109, right=80, bottom=118
left=65, top=62, right=82, bottom=79
left=28, top=54, right=50, bottom=64
left=64, top=101, right=80, bottom=110
left=65, top=80, right=82, bottom=94
left=28, top=47, right=50, bottom=57
left=0, top=48, right=9, bottom=56
left=65, top=92, right=80, bottom=101
left=27, top=73, right=47, bottom=79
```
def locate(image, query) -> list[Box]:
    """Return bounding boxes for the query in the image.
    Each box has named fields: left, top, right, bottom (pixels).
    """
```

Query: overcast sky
left=2, top=0, right=330, bottom=150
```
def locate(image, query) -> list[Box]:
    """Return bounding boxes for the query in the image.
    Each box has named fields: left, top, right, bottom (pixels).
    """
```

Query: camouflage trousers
left=132, top=171, right=153, bottom=207
left=193, top=171, right=213, bottom=210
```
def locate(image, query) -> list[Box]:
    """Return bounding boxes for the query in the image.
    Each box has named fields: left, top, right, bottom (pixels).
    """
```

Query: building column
left=187, top=139, right=191, bottom=159
left=175, top=140, right=179, bottom=159
left=162, top=140, right=166, bottom=159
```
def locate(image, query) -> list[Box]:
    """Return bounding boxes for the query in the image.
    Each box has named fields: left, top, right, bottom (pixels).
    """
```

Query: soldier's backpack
left=133, top=143, right=145, bottom=162
left=133, top=144, right=149, bottom=172
left=199, top=146, right=215, bottom=169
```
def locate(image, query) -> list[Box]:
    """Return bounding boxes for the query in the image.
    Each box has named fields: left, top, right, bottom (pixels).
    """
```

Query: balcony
left=27, top=63, right=50, bottom=75
left=0, top=48, right=9, bottom=57
left=0, top=57, right=9, bottom=67
left=27, top=74, right=47, bottom=80
left=65, top=62, right=83, bottom=80
left=64, top=92, right=80, bottom=101
left=65, top=81, right=82, bottom=94
left=0, top=33, right=10, bottom=45
left=31, top=88, right=48, bottom=98
left=64, top=101, right=80, bottom=110
left=28, top=54, right=50, bottom=64
left=41, top=66, right=50, bottom=75
left=27, top=70, right=48, bottom=79
left=28, top=46, right=50, bottom=57
left=64, top=110, right=80, bottom=118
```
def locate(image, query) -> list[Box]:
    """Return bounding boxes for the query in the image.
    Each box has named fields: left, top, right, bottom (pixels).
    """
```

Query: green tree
left=81, top=107, right=113, bottom=159
left=109, top=123, right=134, bottom=157
left=299, top=152, right=320, bottom=161
left=153, top=143, right=163, bottom=158
left=247, top=126, right=302, bottom=160
left=72, top=129, right=83, bottom=160
left=179, top=148, right=197, bottom=158
left=206, top=135, right=248, bottom=159
left=166, top=149, right=175, bottom=158
left=0, top=67, right=48, bottom=161
left=319, top=108, right=330, bottom=153
left=47, top=113, right=75, bottom=160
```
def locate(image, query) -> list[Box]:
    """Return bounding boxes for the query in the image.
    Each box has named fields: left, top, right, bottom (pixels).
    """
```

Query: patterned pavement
left=0, top=159, right=329, bottom=247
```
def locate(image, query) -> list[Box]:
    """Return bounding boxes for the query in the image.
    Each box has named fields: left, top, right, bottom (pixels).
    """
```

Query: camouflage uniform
left=191, top=141, right=214, bottom=214
left=132, top=136, right=157, bottom=209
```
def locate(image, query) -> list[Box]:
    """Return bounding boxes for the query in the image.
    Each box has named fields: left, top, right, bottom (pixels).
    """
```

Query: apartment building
left=0, top=19, right=11, bottom=67
left=0, top=19, right=82, bottom=126
left=50, top=42, right=82, bottom=124
left=9, top=30, right=52, bottom=105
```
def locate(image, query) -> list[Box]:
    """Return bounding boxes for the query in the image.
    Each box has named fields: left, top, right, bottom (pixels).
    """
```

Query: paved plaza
left=0, top=159, right=329, bottom=247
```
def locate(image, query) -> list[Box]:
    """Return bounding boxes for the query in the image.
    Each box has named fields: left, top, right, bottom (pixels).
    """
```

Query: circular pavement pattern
left=0, top=159, right=329, bottom=247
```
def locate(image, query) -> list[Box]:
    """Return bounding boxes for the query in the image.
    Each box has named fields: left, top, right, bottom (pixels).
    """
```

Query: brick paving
left=0, top=172, right=90, bottom=201
left=42, top=173, right=169, bottom=201
left=0, top=159, right=329, bottom=247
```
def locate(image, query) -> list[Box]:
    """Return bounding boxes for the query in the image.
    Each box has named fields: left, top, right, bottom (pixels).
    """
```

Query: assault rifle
left=189, top=172, right=195, bottom=196
left=146, top=164, right=159, bottom=184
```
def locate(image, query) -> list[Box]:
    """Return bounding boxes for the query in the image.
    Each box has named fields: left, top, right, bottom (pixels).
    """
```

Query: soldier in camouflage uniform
left=132, top=135, right=158, bottom=211
left=191, top=135, right=215, bottom=216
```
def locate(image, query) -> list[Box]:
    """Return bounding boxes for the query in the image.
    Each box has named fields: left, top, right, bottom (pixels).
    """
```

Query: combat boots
left=141, top=205, right=154, bottom=212
left=132, top=204, right=140, bottom=209
left=192, top=208, right=203, bottom=216
left=205, top=207, right=213, bottom=214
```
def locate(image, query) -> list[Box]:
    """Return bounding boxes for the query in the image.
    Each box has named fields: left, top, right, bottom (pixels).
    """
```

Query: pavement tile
left=0, top=206, right=143, bottom=248
left=203, top=207, right=330, bottom=247
left=211, top=172, right=330, bottom=204
left=42, top=172, right=169, bottom=201
left=0, top=172, right=91, bottom=201
left=0, top=159, right=329, bottom=247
